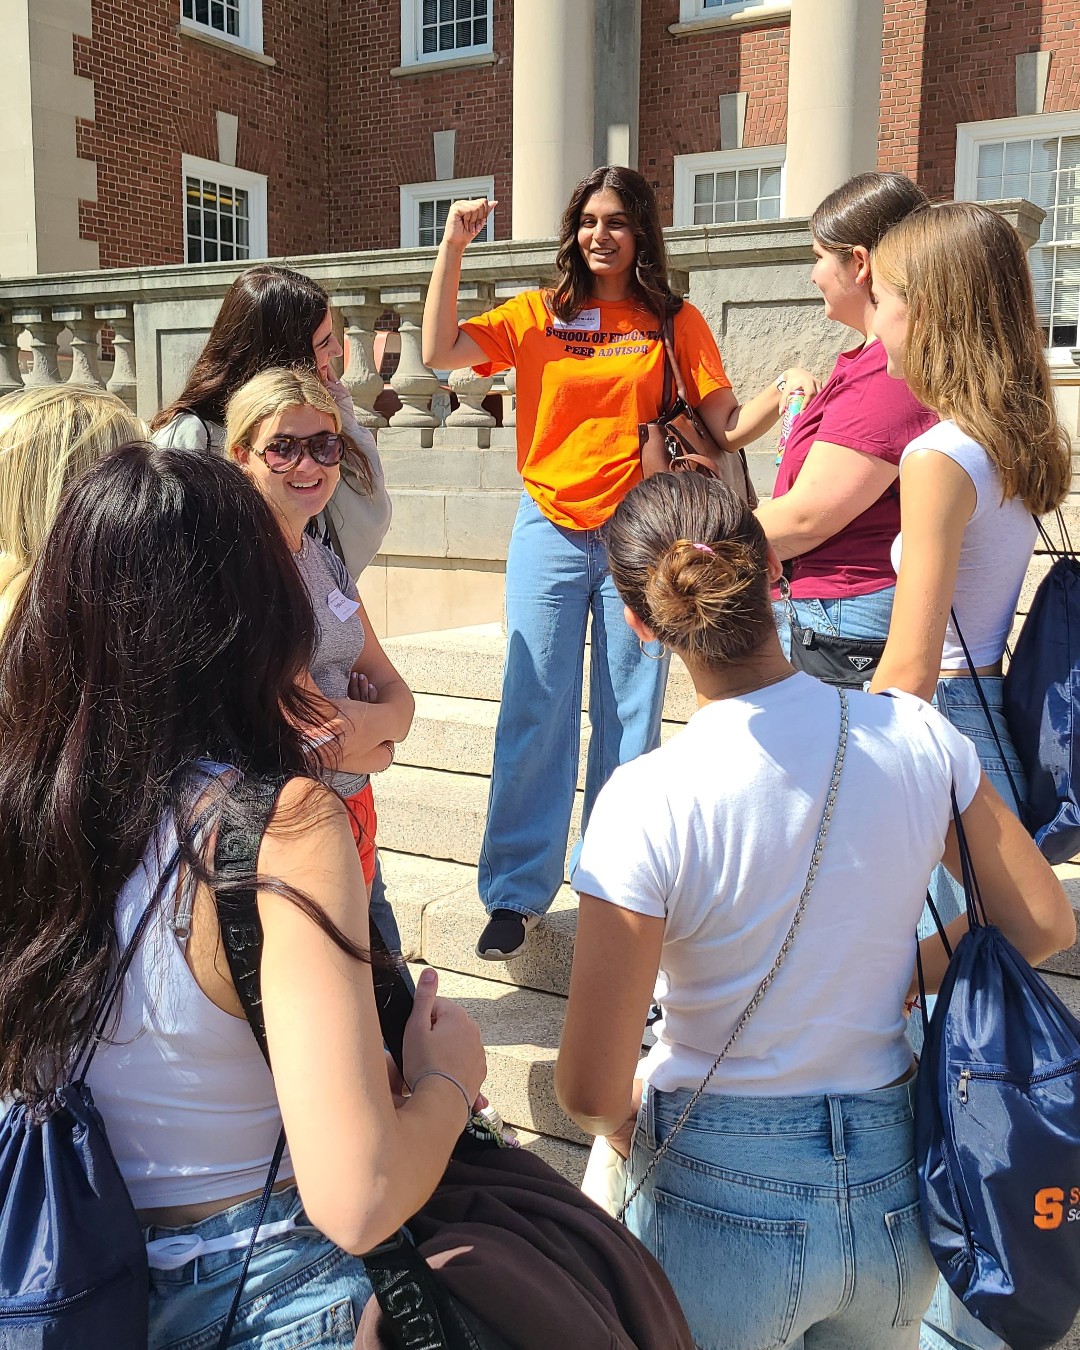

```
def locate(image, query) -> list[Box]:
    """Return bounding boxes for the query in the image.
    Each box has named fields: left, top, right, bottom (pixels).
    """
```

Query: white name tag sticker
left=553, top=307, right=601, bottom=332
left=327, top=587, right=361, bottom=622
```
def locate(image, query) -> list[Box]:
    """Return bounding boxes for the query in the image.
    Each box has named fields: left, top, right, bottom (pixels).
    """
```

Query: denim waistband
left=143, top=1184, right=319, bottom=1285
left=934, top=674, right=1005, bottom=712
left=645, top=1076, right=917, bottom=1147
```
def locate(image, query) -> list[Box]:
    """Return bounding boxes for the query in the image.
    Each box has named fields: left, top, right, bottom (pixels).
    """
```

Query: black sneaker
left=475, top=910, right=537, bottom=961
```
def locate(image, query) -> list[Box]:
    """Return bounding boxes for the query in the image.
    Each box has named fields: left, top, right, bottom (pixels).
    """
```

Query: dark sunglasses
left=254, top=431, right=347, bottom=474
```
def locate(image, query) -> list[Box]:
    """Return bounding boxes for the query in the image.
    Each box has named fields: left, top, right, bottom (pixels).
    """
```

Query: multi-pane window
left=421, top=0, right=488, bottom=56
left=182, top=0, right=241, bottom=39
left=416, top=197, right=491, bottom=248
left=693, top=164, right=782, bottom=223
left=957, top=115, right=1080, bottom=351
left=973, top=135, right=1080, bottom=349
left=186, top=176, right=250, bottom=264
left=400, top=177, right=495, bottom=248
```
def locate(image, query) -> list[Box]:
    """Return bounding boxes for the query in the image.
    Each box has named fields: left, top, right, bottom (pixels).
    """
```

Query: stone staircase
left=373, top=625, right=698, bottom=1180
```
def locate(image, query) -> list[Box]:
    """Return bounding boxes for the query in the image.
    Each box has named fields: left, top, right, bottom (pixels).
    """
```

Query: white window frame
left=400, top=176, right=495, bottom=248
left=179, top=0, right=263, bottom=53
left=677, top=0, right=791, bottom=25
left=673, top=147, right=786, bottom=228
left=400, top=0, right=493, bottom=69
left=182, top=155, right=268, bottom=265
left=955, top=110, right=1080, bottom=359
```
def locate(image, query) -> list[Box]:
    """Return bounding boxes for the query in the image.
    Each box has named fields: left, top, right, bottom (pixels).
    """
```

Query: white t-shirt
left=890, top=420, right=1036, bottom=669
left=572, top=673, right=981, bottom=1097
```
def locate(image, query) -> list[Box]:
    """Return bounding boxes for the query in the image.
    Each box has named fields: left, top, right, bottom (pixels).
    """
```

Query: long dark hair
left=150, top=265, right=330, bottom=432
left=0, top=444, right=362, bottom=1105
left=550, top=166, right=682, bottom=324
left=606, top=473, right=774, bottom=668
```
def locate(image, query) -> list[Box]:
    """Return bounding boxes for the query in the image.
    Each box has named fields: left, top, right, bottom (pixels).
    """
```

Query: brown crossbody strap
left=618, top=686, right=850, bottom=1221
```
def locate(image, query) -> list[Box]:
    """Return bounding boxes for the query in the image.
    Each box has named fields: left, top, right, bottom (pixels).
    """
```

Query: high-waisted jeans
left=625, top=1079, right=936, bottom=1350
left=146, top=1184, right=373, bottom=1348
left=479, top=492, right=669, bottom=918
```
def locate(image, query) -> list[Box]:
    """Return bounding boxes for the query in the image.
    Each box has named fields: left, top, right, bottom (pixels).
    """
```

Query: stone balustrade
left=0, top=200, right=1074, bottom=635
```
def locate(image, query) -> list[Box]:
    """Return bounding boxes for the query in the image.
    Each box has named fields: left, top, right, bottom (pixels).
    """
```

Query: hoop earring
left=639, top=637, right=667, bottom=661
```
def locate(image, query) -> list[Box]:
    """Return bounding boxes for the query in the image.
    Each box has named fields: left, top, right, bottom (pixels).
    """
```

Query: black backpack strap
left=948, top=607, right=1024, bottom=817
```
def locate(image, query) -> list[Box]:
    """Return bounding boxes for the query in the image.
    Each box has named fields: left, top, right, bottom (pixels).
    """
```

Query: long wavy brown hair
left=550, top=166, right=682, bottom=325
left=873, top=202, right=1071, bottom=516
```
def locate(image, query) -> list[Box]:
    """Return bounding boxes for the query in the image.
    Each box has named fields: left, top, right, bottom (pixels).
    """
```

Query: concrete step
left=513, top=1128, right=588, bottom=1186
left=385, top=624, right=699, bottom=722
left=377, top=763, right=583, bottom=871
left=400, top=691, right=683, bottom=780
left=379, top=849, right=577, bottom=996
left=410, top=965, right=587, bottom=1146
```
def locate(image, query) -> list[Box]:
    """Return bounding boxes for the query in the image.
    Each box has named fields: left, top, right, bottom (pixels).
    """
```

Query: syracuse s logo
left=1034, top=1186, right=1065, bottom=1230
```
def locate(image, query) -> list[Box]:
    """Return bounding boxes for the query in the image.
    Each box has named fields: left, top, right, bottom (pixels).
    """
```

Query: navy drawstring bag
left=0, top=832, right=282, bottom=1350
left=1002, top=514, right=1080, bottom=864
left=915, top=793, right=1080, bottom=1349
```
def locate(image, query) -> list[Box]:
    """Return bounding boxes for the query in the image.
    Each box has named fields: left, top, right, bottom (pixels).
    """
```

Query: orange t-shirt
left=461, top=292, right=731, bottom=530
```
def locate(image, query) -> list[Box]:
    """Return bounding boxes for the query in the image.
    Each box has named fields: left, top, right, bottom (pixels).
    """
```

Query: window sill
left=390, top=51, right=497, bottom=78
left=177, top=22, right=276, bottom=67
left=669, top=4, right=791, bottom=37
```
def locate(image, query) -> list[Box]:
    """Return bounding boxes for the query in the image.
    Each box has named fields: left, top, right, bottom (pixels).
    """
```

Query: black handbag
left=779, top=579, right=885, bottom=688
left=214, top=774, right=693, bottom=1350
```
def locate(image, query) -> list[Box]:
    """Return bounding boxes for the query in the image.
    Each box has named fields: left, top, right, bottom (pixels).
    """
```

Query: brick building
left=2, top=0, right=1077, bottom=348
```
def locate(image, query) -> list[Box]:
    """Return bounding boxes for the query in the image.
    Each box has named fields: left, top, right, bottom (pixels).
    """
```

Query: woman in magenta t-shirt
left=757, top=173, right=938, bottom=650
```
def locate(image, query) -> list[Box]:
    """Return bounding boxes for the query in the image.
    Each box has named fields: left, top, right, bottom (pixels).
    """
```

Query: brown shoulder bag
left=638, top=311, right=758, bottom=507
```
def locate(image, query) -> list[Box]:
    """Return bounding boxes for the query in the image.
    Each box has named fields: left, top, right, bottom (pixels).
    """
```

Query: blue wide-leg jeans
left=478, top=492, right=670, bottom=919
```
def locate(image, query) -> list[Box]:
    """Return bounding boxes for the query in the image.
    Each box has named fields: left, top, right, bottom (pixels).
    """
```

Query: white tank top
left=891, top=420, right=1036, bottom=669
left=86, top=777, right=293, bottom=1209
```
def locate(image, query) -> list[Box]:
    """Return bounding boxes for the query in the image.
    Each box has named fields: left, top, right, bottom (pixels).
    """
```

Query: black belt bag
left=781, top=580, right=885, bottom=688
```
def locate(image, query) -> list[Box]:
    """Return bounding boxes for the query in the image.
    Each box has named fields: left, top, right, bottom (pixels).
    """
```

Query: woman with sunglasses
left=151, top=263, right=392, bottom=577
left=226, top=368, right=414, bottom=900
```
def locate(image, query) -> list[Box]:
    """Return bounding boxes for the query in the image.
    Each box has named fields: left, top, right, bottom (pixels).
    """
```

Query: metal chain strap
left=618, top=687, right=850, bottom=1222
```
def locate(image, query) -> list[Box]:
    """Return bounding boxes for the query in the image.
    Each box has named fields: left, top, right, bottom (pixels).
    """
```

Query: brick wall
left=327, top=0, right=513, bottom=253
left=638, top=0, right=789, bottom=220
left=74, top=1, right=331, bottom=268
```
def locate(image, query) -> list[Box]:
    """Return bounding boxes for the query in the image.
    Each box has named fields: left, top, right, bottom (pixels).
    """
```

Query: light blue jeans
left=914, top=676, right=1024, bottom=1350
left=146, top=1185, right=372, bottom=1348
left=775, top=583, right=897, bottom=658
left=479, top=492, right=669, bottom=918
left=626, top=1079, right=936, bottom=1350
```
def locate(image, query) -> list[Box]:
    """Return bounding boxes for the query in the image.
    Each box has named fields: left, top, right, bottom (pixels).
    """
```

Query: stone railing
left=0, top=200, right=1074, bottom=635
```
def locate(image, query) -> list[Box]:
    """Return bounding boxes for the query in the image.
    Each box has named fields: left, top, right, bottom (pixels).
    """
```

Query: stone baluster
left=0, top=309, right=24, bottom=396
left=14, top=309, right=63, bottom=386
left=381, top=287, right=439, bottom=445
left=334, top=293, right=386, bottom=429
left=97, top=303, right=137, bottom=412
left=54, top=307, right=105, bottom=388
left=441, top=282, right=496, bottom=448
left=503, top=366, right=518, bottom=429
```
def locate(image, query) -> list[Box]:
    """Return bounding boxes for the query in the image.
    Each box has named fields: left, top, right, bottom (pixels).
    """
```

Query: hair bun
left=643, top=537, right=757, bottom=652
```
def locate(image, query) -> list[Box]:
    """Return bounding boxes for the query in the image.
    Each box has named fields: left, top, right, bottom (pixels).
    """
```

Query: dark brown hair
left=810, top=172, right=928, bottom=257
left=873, top=202, right=1071, bottom=516
left=550, top=166, right=682, bottom=324
left=606, top=473, right=774, bottom=667
left=150, top=265, right=331, bottom=432
left=0, top=444, right=367, bottom=1105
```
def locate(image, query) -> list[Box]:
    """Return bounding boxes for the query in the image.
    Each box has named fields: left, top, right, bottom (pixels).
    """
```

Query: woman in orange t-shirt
left=423, top=165, right=815, bottom=961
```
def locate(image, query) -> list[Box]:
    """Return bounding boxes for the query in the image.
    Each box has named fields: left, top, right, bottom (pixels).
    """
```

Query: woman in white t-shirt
left=554, top=472, right=1072, bottom=1350
left=867, top=200, right=1073, bottom=1350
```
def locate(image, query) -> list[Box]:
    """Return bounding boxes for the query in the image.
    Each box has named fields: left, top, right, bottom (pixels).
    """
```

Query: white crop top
left=890, top=420, right=1036, bottom=669
left=86, top=779, right=293, bottom=1209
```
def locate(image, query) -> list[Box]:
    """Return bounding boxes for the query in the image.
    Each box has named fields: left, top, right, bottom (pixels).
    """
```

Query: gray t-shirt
left=295, top=537, right=369, bottom=797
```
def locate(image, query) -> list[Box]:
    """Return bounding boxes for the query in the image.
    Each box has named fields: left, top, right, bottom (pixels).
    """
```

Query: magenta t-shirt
left=772, top=340, right=937, bottom=599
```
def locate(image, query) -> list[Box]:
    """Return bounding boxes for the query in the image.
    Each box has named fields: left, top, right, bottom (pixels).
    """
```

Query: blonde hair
left=225, top=367, right=373, bottom=494
left=0, top=386, right=144, bottom=632
left=872, top=202, right=1071, bottom=516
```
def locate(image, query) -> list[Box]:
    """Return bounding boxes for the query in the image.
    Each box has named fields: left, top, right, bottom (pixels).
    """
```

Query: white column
left=0, top=310, right=24, bottom=396
left=512, top=0, right=596, bottom=239
left=15, top=310, right=63, bottom=386
left=55, top=308, right=105, bottom=388
left=784, top=0, right=884, bottom=217
left=381, top=288, right=439, bottom=433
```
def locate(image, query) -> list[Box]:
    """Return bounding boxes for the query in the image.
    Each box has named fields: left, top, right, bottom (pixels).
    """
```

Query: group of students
left=0, top=163, right=1074, bottom=1350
